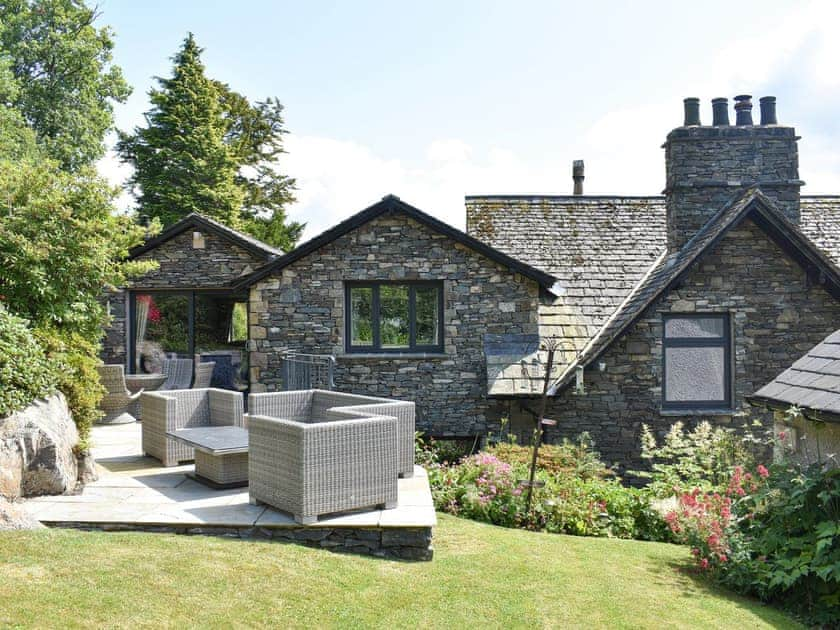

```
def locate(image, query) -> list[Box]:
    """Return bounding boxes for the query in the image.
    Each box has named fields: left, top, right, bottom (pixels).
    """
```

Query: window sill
left=337, top=352, right=449, bottom=360
left=659, top=408, right=738, bottom=417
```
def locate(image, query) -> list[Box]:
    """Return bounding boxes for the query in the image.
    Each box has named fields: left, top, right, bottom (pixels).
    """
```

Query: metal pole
left=525, top=344, right=555, bottom=513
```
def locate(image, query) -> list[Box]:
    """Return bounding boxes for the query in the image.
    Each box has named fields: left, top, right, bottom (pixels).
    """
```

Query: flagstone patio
left=24, top=422, right=436, bottom=559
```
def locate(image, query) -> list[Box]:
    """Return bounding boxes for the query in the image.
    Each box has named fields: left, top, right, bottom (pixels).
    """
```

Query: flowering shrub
left=665, top=461, right=839, bottom=626
left=490, top=432, right=612, bottom=480
left=427, top=448, right=668, bottom=540
left=638, top=421, right=765, bottom=497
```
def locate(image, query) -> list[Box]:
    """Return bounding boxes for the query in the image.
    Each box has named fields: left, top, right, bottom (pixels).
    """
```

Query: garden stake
left=525, top=339, right=557, bottom=513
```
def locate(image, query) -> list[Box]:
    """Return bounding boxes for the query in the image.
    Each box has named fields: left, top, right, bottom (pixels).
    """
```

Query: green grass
left=0, top=514, right=799, bottom=629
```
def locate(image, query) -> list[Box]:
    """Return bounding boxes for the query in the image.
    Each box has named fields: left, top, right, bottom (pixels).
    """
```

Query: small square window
left=662, top=314, right=731, bottom=409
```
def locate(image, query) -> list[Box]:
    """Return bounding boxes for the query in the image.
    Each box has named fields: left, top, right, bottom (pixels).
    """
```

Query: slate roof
left=545, top=189, right=840, bottom=393
left=129, top=212, right=282, bottom=260
left=234, top=195, right=559, bottom=292
left=467, top=193, right=840, bottom=395
left=749, top=329, right=840, bottom=421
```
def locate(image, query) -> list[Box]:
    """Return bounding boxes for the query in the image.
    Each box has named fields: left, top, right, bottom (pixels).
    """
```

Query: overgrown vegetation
left=0, top=306, right=56, bottom=417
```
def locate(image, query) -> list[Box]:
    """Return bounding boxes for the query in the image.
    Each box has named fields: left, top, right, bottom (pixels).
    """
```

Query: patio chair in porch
left=160, top=357, right=193, bottom=390
left=140, top=388, right=244, bottom=466
left=193, top=361, right=216, bottom=389
left=96, top=364, right=144, bottom=424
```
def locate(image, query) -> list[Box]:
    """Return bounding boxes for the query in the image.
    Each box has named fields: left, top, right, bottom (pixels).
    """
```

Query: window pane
left=665, top=346, right=726, bottom=402
left=415, top=286, right=439, bottom=346
left=380, top=285, right=409, bottom=348
left=665, top=317, right=725, bottom=338
left=195, top=294, right=246, bottom=390
left=350, top=287, right=373, bottom=346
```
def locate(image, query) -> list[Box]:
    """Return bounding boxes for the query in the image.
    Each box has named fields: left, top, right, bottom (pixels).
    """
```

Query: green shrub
left=428, top=449, right=670, bottom=541
left=719, top=463, right=839, bottom=626
left=490, top=432, right=612, bottom=480
left=34, top=327, right=103, bottom=446
left=0, top=304, right=57, bottom=417
left=638, top=421, right=764, bottom=497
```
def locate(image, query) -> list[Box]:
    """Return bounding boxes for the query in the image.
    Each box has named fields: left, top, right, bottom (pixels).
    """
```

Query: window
left=346, top=282, right=443, bottom=353
left=662, top=314, right=731, bottom=409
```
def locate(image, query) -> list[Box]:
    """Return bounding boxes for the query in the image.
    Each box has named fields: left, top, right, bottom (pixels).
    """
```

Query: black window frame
left=661, top=313, right=732, bottom=410
left=344, top=280, right=444, bottom=353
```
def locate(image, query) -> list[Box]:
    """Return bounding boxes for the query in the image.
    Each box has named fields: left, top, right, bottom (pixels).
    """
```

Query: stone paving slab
left=24, top=422, right=437, bottom=530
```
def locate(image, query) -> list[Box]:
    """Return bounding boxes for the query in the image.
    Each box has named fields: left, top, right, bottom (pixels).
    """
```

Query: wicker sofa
left=248, top=390, right=415, bottom=477
left=247, top=407, right=398, bottom=524
left=141, top=388, right=244, bottom=466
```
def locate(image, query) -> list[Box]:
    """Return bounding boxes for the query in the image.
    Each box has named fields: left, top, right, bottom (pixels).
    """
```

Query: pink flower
left=700, top=558, right=709, bottom=570
left=756, top=464, right=769, bottom=479
left=778, top=431, right=787, bottom=440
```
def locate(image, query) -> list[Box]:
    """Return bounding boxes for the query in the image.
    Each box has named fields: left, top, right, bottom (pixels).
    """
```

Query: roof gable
left=129, top=213, right=281, bottom=261
left=548, top=188, right=840, bottom=394
left=234, top=195, right=559, bottom=291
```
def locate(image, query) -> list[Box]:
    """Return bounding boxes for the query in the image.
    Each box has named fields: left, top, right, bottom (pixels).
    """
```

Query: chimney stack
left=683, top=98, right=701, bottom=126
left=665, top=95, right=801, bottom=251
left=572, top=160, right=584, bottom=195
left=712, top=98, right=730, bottom=126
left=734, top=94, right=753, bottom=126
left=759, top=96, right=777, bottom=125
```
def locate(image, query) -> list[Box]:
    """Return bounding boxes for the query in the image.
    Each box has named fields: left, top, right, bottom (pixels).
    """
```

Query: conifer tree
left=118, top=34, right=244, bottom=227
left=119, top=34, right=303, bottom=249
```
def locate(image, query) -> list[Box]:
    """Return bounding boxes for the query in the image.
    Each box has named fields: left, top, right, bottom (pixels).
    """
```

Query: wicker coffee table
left=166, top=426, right=249, bottom=489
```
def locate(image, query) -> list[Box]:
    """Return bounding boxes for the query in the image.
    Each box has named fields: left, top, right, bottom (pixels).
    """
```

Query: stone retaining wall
left=49, top=522, right=434, bottom=560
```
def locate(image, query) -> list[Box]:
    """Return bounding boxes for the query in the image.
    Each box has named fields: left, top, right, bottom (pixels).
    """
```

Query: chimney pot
left=734, top=94, right=753, bottom=126
left=572, top=160, right=584, bottom=195
left=683, top=97, right=701, bottom=126
left=712, top=98, right=730, bottom=126
left=759, top=96, right=777, bottom=125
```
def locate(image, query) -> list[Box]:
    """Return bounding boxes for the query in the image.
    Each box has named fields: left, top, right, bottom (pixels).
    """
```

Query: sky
left=97, top=0, right=840, bottom=240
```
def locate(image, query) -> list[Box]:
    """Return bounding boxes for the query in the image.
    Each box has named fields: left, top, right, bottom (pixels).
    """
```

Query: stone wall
left=665, top=125, right=801, bottom=251
left=523, top=219, right=840, bottom=472
left=249, top=211, right=541, bottom=437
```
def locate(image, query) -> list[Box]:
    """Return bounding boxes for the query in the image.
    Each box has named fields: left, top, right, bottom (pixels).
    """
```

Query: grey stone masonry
left=249, top=210, right=541, bottom=437
left=665, top=125, right=802, bottom=251
left=132, top=228, right=265, bottom=289
left=532, top=218, right=840, bottom=473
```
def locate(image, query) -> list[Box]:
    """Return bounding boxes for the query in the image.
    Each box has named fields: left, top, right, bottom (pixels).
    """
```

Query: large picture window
left=662, top=314, right=731, bottom=410
left=345, top=281, right=443, bottom=353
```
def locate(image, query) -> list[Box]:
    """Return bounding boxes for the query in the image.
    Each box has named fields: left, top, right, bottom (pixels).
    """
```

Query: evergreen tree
left=0, top=0, right=131, bottom=171
left=118, top=34, right=243, bottom=227
left=119, top=34, right=303, bottom=249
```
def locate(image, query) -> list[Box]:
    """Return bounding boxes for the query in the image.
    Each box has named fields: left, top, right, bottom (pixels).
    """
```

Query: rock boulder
left=0, top=497, right=44, bottom=530
left=0, top=393, right=79, bottom=498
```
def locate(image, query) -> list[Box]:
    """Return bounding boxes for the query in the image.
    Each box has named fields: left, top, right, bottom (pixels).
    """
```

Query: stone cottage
left=103, top=94, right=840, bottom=470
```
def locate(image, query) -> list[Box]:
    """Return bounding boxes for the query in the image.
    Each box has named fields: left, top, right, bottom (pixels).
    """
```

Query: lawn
left=0, top=515, right=798, bottom=629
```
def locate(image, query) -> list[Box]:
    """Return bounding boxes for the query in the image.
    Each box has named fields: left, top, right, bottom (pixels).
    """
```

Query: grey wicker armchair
left=193, top=361, right=215, bottom=389
left=248, top=389, right=415, bottom=477
left=141, top=388, right=244, bottom=466
left=96, top=364, right=143, bottom=424
left=248, top=410, right=398, bottom=524
left=160, top=358, right=193, bottom=390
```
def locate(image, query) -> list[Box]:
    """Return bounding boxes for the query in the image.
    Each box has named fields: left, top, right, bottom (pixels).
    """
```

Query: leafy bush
left=0, top=305, right=56, bottom=417
left=638, top=421, right=764, bottom=497
left=428, top=448, right=669, bottom=541
left=490, top=432, right=612, bottom=480
left=34, top=327, right=103, bottom=445
left=665, top=457, right=839, bottom=626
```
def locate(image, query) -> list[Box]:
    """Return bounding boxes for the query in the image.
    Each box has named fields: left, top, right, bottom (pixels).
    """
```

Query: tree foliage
left=0, top=0, right=131, bottom=171
left=119, top=33, right=303, bottom=250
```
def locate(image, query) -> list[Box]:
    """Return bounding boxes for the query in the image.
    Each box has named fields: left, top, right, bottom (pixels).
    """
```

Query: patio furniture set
left=96, top=358, right=216, bottom=424
left=139, top=388, right=415, bottom=525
